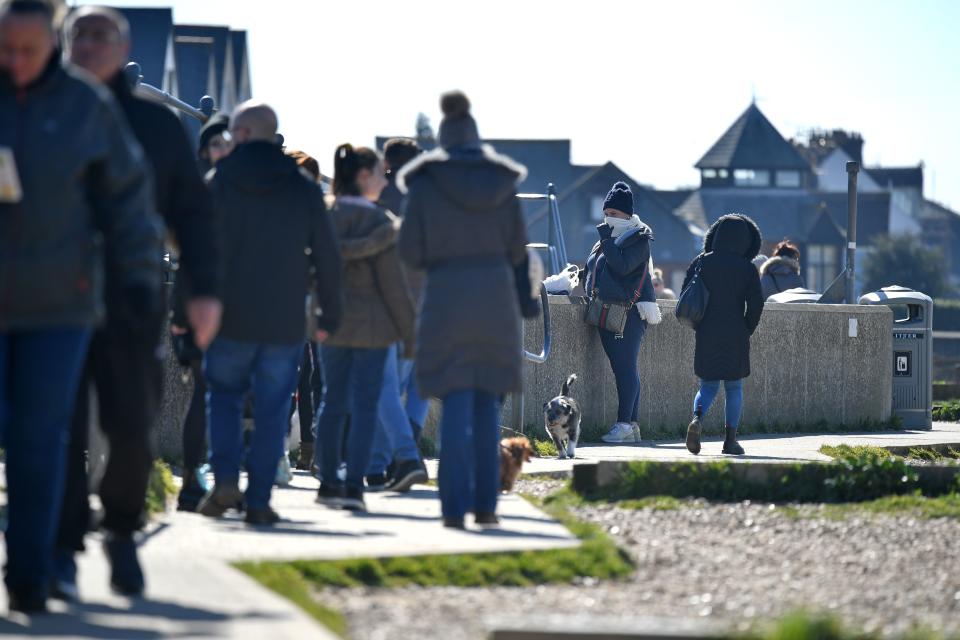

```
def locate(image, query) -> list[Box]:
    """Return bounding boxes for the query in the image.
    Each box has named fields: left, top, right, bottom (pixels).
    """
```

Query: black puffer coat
left=682, top=214, right=764, bottom=381
left=397, top=145, right=528, bottom=398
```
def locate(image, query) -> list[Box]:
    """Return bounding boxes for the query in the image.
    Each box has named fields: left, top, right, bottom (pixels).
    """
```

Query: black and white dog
left=543, top=374, right=581, bottom=459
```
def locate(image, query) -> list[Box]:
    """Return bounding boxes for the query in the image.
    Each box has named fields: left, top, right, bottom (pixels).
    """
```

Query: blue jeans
left=368, top=345, right=420, bottom=475
left=438, top=389, right=500, bottom=519
left=204, top=337, right=303, bottom=510
left=693, top=379, right=744, bottom=430
left=400, top=358, right=430, bottom=430
left=0, top=328, right=90, bottom=596
left=313, top=345, right=388, bottom=490
left=598, top=310, right=647, bottom=422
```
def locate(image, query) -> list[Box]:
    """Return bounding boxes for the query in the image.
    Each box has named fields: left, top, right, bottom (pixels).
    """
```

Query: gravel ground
left=317, top=479, right=960, bottom=640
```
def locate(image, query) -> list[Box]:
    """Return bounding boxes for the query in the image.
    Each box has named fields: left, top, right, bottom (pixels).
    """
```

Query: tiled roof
left=696, top=103, right=811, bottom=171
left=116, top=8, right=173, bottom=88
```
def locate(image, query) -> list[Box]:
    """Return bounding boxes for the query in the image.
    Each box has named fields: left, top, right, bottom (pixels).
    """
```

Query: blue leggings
left=693, top=379, right=744, bottom=430
left=598, top=310, right=646, bottom=423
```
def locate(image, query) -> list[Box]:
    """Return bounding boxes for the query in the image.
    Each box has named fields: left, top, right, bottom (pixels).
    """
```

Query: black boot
left=685, top=414, right=702, bottom=455
left=295, top=443, right=314, bottom=471
left=103, top=532, right=145, bottom=596
left=722, top=424, right=744, bottom=455
left=176, top=468, right=206, bottom=512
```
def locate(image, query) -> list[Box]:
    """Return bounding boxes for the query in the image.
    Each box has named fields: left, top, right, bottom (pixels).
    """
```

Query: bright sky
left=77, top=0, right=960, bottom=209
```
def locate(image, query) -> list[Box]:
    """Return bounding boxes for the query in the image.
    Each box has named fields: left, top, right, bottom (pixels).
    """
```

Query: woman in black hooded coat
left=681, top=214, right=764, bottom=456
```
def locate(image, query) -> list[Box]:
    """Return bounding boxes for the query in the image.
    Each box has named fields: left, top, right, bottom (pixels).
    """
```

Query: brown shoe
left=198, top=483, right=244, bottom=518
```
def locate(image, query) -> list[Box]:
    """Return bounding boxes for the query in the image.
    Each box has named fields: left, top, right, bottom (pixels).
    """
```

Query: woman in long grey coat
left=682, top=214, right=764, bottom=456
left=398, top=91, right=528, bottom=529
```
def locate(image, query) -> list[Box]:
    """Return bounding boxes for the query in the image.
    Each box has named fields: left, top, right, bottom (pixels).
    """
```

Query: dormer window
left=733, top=169, right=770, bottom=187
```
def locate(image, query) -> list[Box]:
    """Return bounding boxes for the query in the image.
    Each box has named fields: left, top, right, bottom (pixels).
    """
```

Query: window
left=718, top=169, right=729, bottom=179
left=590, top=195, right=605, bottom=222
left=807, top=244, right=841, bottom=292
left=776, top=170, right=801, bottom=187
left=702, top=169, right=717, bottom=179
left=733, top=169, right=770, bottom=187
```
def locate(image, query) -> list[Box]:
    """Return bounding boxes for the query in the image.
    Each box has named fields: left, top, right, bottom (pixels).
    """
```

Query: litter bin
left=858, top=285, right=933, bottom=429
left=767, top=287, right=822, bottom=304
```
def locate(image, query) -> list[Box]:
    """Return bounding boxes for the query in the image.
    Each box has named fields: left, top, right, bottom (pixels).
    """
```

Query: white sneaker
left=601, top=422, right=637, bottom=444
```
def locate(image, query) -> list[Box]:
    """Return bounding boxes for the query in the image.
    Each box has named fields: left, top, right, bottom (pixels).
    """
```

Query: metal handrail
left=124, top=62, right=216, bottom=123
left=524, top=282, right=551, bottom=364
left=518, top=183, right=568, bottom=275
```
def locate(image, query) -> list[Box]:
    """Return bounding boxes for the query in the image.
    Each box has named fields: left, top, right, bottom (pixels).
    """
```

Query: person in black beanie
left=582, top=181, right=656, bottom=444
left=197, top=112, right=232, bottom=174
left=398, top=91, right=531, bottom=529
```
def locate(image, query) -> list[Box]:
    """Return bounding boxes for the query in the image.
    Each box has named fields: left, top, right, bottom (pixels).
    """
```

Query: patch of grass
left=819, top=444, right=893, bottom=460
left=580, top=453, right=934, bottom=504
left=821, top=492, right=960, bottom=520
left=741, top=610, right=955, bottom=639
left=145, top=459, right=177, bottom=516
left=533, top=438, right=558, bottom=458
left=235, top=562, right=348, bottom=638
left=617, top=496, right=686, bottom=511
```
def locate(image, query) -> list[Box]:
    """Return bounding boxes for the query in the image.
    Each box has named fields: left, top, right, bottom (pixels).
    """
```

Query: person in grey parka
left=398, top=91, right=528, bottom=529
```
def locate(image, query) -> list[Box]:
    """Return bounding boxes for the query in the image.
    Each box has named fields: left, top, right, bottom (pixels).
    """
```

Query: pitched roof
left=865, top=166, right=923, bottom=190
left=676, top=188, right=890, bottom=247
left=653, top=189, right=695, bottom=211
left=116, top=8, right=173, bottom=88
left=696, top=103, right=811, bottom=171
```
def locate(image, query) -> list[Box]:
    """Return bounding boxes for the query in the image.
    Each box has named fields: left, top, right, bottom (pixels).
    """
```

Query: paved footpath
left=1, top=422, right=959, bottom=638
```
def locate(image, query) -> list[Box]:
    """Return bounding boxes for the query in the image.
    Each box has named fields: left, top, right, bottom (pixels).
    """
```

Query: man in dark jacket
left=51, top=6, right=222, bottom=600
left=0, top=0, right=162, bottom=613
left=198, top=101, right=343, bottom=526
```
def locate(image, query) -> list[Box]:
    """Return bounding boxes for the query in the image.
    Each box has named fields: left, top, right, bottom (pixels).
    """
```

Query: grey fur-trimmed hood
left=760, top=255, right=801, bottom=276
left=396, top=144, right=527, bottom=211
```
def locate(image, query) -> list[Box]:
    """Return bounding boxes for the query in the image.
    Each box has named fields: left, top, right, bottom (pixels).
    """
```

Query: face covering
left=604, top=214, right=642, bottom=238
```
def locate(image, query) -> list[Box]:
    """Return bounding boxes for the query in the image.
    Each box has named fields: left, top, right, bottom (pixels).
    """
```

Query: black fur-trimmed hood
left=760, top=255, right=801, bottom=276
left=396, top=144, right=527, bottom=211
left=703, top=213, right=762, bottom=260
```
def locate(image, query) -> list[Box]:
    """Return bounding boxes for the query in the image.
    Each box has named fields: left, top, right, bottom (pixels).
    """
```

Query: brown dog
left=499, top=436, right=534, bottom=493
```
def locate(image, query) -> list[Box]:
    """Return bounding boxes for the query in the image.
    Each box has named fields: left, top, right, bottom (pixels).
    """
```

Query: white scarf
left=605, top=214, right=643, bottom=239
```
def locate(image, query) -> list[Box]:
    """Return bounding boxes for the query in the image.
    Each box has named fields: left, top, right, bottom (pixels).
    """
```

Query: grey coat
left=0, top=57, right=162, bottom=331
left=760, top=256, right=805, bottom=300
left=397, top=145, right=528, bottom=398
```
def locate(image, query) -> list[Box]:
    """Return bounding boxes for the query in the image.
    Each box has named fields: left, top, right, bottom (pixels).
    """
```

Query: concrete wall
left=152, top=298, right=893, bottom=458
left=503, top=297, right=893, bottom=439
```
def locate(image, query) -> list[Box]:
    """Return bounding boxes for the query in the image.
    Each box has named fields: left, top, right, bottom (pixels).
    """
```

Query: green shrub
left=533, top=439, right=558, bottom=457
left=146, top=459, right=177, bottom=515
left=933, top=400, right=960, bottom=422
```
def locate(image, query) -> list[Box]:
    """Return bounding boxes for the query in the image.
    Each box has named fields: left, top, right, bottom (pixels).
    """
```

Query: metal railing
left=506, top=179, right=570, bottom=434
left=518, top=183, right=568, bottom=275
left=124, top=61, right=216, bottom=123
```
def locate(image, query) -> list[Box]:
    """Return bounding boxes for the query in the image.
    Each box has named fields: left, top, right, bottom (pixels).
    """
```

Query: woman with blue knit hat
left=583, top=181, right=656, bottom=443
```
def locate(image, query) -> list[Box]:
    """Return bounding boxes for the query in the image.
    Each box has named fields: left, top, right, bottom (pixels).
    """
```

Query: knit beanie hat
left=603, top=181, right=633, bottom=216
left=437, top=90, right=481, bottom=150
left=198, top=112, right=229, bottom=153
